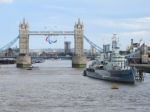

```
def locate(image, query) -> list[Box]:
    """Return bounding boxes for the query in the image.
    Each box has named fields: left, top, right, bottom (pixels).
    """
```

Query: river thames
left=0, top=60, right=150, bottom=112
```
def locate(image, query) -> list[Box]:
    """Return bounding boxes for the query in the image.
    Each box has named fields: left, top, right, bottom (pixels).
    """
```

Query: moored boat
left=83, top=35, right=136, bottom=84
left=84, top=67, right=136, bottom=83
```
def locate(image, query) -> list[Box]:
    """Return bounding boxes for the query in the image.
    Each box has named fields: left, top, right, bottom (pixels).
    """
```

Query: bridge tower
left=16, top=19, right=31, bottom=68
left=72, top=19, right=86, bottom=68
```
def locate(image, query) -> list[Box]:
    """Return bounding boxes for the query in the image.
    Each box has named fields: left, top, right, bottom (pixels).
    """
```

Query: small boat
left=26, top=66, right=33, bottom=70
left=32, top=58, right=45, bottom=64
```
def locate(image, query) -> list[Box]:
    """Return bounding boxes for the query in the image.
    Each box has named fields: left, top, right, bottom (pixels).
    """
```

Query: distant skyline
left=0, top=0, right=150, bottom=50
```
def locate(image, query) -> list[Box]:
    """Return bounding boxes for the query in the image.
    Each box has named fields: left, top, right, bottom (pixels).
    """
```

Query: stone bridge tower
left=16, top=19, right=31, bottom=68
left=72, top=19, right=86, bottom=68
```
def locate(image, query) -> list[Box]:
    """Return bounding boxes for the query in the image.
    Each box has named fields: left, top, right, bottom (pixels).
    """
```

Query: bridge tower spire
left=74, top=18, right=84, bottom=56
left=19, top=18, right=29, bottom=54
left=16, top=19, right=31, bottom=68
left=72, top=19, right=86, bottom=68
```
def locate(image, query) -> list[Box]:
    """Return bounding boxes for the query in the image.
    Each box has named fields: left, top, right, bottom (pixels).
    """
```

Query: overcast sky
left=0, top=0, right=150, bottom=50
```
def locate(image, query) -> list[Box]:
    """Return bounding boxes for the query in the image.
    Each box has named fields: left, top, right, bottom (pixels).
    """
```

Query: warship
left=83, top=36, right=136, bottom=84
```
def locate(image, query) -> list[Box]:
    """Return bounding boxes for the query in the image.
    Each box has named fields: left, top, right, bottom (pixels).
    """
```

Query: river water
left=0, top=60, right=150, bottom=112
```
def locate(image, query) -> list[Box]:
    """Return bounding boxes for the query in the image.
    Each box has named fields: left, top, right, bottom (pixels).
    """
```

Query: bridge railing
left=83, top=35, right=103, bottom=53
left=0, top=36, right=19, bottom=52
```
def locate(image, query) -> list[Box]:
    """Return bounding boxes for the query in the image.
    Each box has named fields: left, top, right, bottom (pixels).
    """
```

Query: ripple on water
left=0, top=60, right=150, bottom=112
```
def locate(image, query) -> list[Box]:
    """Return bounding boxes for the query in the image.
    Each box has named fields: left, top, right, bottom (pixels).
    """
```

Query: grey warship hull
left=83, top=68, right=136, bottom=84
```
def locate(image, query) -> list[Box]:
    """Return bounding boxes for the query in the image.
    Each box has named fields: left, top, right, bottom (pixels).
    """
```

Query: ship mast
left=112, top=34, right=119, bottom=52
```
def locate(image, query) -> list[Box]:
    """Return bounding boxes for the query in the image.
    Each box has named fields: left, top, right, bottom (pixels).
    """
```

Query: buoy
left=83, top=70, right=87, bottom=76
left=111, top=83, right=119, bottom=89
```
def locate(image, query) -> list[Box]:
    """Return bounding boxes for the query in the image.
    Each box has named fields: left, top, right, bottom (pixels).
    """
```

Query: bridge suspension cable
left=83, top=36, right=103, bottom=53
left=0, top=35, right=19, bottom=52
left=0, top=35, right=103, bottom=53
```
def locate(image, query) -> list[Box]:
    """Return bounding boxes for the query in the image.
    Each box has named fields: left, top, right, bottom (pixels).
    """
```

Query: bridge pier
left=72, top=55, right=86, bottom=68
left=16, top=55, right=31, bottom=68
left=72, top=19, right=86, bottom=68
left=16, top=19, right=31, bottom=68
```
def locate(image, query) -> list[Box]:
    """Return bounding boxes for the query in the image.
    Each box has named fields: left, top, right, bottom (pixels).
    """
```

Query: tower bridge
left=0, top=19, right=104, bottom=68
left=16, top=19, right=87, bottom=68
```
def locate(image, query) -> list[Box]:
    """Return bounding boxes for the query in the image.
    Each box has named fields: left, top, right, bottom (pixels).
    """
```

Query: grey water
left=0, top=60, right=150, bottom=112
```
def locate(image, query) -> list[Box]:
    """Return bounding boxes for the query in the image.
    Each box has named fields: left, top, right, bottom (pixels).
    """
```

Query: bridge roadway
left=130, top=64, right=150, bottom=73
left=29, top=31, right=74, bottom=36
left=0, top=55, right=95, bottom=59
left=0, top=56, right=72, bottom=59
